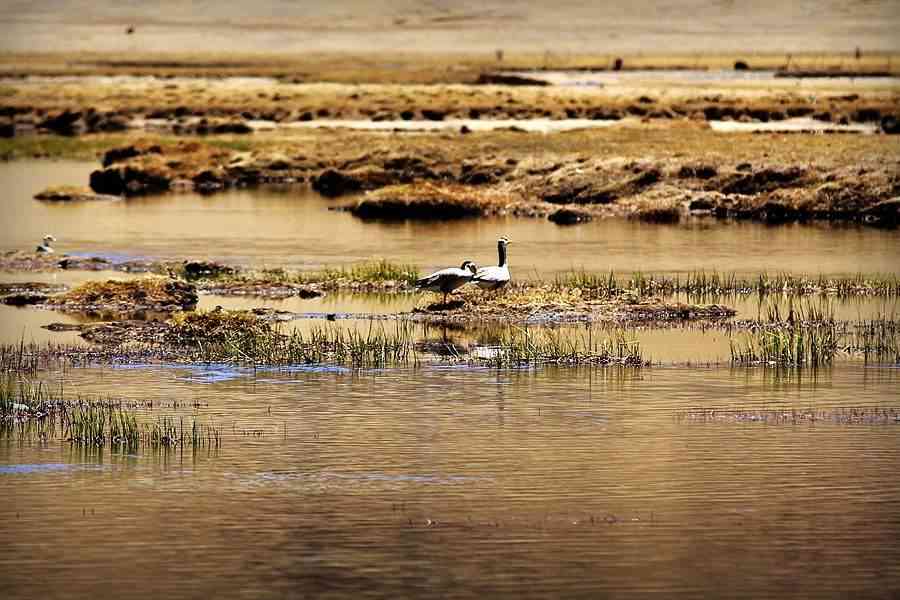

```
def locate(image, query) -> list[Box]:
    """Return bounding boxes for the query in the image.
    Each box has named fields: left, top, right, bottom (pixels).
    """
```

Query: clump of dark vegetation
left=176, top=260, right=237, bottom=281
left=350, top=183, right=509, bottom=220
left=46, top=278, right=198, bottom=312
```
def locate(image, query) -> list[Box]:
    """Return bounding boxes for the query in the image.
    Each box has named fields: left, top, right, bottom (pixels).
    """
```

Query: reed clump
left=171, top=310, right=420, bottom=367
left=844, top=316, right=900, bottom=364
left=729, top=323, right=839, bottom=368
left=555, top=270, right=900, bottom=299
left=481, top=326, right=644, bottom=367
left=0, top=378, right=221, bottom=449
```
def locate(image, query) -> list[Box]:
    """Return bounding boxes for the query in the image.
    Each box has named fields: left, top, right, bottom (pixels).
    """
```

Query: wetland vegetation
left=1, top=377, right=221, bottom=449
left=2, top=5, right=900, bottom=598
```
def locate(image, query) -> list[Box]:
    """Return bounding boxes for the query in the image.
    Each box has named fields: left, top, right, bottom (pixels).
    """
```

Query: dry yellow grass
left=2, top=51, right=899, bottom=82
left=47, top=278, right=197, bottom=310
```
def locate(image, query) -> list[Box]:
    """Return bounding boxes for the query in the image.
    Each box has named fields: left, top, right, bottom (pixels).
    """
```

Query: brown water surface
left=1, top=364, right=899, bottom=599
left=3, top=160, right=900, bottom=599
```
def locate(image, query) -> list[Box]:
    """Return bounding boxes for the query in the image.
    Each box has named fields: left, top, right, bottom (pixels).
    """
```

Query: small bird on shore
left=35, top=234, right=56, bottom=254
left=473, top=237, right=511, bottom=290
left=415, top=260, right=478, bottom=305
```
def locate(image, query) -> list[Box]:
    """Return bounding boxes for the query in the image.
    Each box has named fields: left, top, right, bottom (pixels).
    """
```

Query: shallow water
left=3, top=161, right=899, bottom=277
left=3, top=155, right=900, bottom=598
left=504, top=69, right=900, bottom=88
left=2, top=363, right=899, bottom=599
left=709, top=117, right=878, bottom=133
left=3, top=289, right=896, bottom=361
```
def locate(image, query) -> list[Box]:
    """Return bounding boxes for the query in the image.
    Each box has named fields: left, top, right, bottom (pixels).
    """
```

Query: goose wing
left=473, top=266, right=508, bottom=284
left=416, top=267, right=467, bottom=288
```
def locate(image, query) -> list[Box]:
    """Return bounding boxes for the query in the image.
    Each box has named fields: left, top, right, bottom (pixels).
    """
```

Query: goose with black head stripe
left=415, top=260, right=478, bottom=305
left=35, top=234, right=56, bottom=254
left=473, top=237, right=511, bottom=290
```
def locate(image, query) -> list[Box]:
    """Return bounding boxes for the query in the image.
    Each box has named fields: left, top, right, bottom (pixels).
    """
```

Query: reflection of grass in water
left=557, top=270, right=900, bottom=299
left=0, top=377, right=221, bottom=450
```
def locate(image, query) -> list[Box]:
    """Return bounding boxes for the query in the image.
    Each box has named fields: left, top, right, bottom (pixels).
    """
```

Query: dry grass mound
left=350, top=182, right=514, bottom=219
left=168, top=309, right=271, bottom=344
left=47, top=278, right=198, bottom=311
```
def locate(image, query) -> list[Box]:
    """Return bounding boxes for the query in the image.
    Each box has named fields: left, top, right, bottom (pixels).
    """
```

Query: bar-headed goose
left=35, top=234, right=56, bottom=254
left=473, top=237, right=511, bottom=290
left=415, top=260, right=478, bottom=305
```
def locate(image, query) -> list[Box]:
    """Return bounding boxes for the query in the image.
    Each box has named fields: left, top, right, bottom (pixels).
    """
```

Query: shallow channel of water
left=1, top=363, right=899, bottom=599
left=3, top=161, right=899, bottom=277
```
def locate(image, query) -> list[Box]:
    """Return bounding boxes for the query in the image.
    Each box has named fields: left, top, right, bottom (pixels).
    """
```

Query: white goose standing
left=415, top=260, right=478, bottom=305
left=473, top=237, right=511, bottom=290
left=35, top=234, right=56, bottom=254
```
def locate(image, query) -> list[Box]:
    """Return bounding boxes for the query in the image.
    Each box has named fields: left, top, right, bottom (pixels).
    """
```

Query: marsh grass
left=330, top=259, right=420, bottom=286
left=0, top=134, right=133, bottom=161
left=556, top=270, right=900, bottom=299
left=172, top=312, right=420, bottom=367
left=481, top=326, right=644, bottom=367
left=170, top=310, right=646, bottom=368
left=845, top=316, right=900, bottom=364
left=182, top=259, right=419, bottom=288
left=729, top=296, right=898, bottom=367
left=729, top=323, right=839, bottom=368
left=0, top=378, right=221, bottom=449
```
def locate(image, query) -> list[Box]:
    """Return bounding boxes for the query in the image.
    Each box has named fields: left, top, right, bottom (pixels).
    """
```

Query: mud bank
left=407, top=285, right=736, bottom=325
left=70, top=141, right=900, bottom=226
left=2, top=75, right=898, bottom=138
